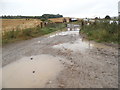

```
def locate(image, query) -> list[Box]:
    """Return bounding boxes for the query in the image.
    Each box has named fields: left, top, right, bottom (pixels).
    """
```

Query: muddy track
left=2, top=26, right=118, bottom=88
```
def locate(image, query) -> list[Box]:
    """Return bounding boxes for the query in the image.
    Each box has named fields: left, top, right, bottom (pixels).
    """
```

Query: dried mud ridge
left=2, top=26, right=118, bottom=88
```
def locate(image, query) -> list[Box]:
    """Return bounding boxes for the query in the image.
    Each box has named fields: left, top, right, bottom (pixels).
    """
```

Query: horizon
left=0, top=14, right=118, bottom=19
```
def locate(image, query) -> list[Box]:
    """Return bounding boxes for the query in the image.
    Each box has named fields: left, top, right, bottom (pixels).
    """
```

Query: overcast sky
left=0, top=0, right=119, bottom=18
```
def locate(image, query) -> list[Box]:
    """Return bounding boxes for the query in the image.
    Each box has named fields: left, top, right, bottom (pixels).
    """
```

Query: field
left=2, top=18, right=70, bottom=33
left=2, top=19, right=66, bottom=44
left=2, top=19, right=42, bottom=33
left=49, top=17, right=70, bottom=23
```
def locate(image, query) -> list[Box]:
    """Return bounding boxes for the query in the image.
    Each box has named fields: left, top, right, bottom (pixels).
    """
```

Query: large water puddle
left=2, top=54, right=63, bottom=88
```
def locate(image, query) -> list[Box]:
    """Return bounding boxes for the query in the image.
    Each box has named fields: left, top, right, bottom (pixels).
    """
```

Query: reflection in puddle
left=2, top=54, right=63, bottom=88
left=53, top=39, right=93, bottom=52
left=49, top=24, right=80, bottom=38
left=49, top=30, right=79, bottom=38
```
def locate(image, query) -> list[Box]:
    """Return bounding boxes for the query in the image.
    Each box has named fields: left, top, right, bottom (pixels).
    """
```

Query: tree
left=105, top=15, right=111, bottom=19
left=95, top=17, right=98, bottom=20
left=41, top=18, right=47, bottom=22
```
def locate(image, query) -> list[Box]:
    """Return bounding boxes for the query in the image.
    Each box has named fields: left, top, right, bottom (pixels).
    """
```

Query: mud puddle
left=48, top=24, right=80, bottom=38
left=2, top=54, right=63, bottom=88
left=52, top=39, right=93, bottom=53
left=48, top=30, right=79, bottom=38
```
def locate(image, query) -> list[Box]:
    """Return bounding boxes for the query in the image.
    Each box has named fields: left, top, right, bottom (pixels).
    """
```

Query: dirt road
left=2, top=24, right=118, bottom=88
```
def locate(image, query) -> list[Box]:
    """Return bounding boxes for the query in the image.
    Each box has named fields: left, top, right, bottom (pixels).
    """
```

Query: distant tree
left=105, top=15, right=111, bottom=19
left=41, top=14, right=63, bottom=19
left=41, top=18, right=47, bottom=22
left=1, top=14, right=63, bottom=19
left=95, top=17, right=98, bottom=19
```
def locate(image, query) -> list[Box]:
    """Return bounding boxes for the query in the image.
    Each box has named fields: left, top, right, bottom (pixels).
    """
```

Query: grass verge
left=80, top=22, right=119, bottom=44
left=2, top=23, right=66, bottom=45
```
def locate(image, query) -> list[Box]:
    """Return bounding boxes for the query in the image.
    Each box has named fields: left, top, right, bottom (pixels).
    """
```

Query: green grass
left=80, top=22, right=119, bottom=44
left=2, top=23, right=66, bottom=44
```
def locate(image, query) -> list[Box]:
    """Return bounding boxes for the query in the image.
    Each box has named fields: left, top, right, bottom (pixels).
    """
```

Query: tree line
left=0, top=14, right=63, bottom=19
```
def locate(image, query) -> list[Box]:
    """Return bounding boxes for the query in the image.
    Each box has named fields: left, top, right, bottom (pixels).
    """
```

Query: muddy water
left=53, top=39, right=93, bottom=52
left=48, top=30, right=79, bottom=38
left=2, top=54, right=63, bottom=88
left=48, top=24, right=80, bottom=38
